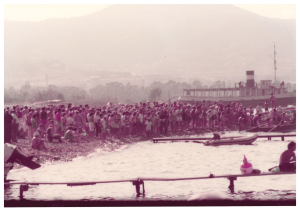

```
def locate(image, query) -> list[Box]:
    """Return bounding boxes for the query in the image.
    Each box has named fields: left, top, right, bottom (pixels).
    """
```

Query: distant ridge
left=4, top=4, right=296, bottom=86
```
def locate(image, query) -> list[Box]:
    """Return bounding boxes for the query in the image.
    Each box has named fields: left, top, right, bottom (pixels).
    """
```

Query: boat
left=245, top=123, right=296, bottom=133
left=4, top=143, right=41, bottom=181
left=4, top=163, right=13, bottom=182
left=203, top=134, right=258, bottom=146
left=178, top=70, right=296, bottom=107
left=178, top=45, right=296, bottom=108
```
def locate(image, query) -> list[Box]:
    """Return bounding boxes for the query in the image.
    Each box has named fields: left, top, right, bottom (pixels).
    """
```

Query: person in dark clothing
left=4, top=110, right=13, bottom=143
left=279, top=141, right=296, bottom=172
left=159, top=112, right=166, bottom=134
left=163, top=111, right=169, bottom=134
left=46, top=127, right=62, bottom=143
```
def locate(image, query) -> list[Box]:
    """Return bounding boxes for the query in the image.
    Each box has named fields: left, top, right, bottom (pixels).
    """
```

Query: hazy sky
left=4, top=3, right=296, bottom=22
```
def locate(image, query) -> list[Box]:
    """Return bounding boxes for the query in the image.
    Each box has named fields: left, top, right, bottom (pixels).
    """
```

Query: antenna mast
left=273, top=43, right=277, bottom=86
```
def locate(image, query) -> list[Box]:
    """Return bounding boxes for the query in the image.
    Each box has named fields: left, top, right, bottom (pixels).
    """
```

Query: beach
left=11, top=125, right=240, bottom=169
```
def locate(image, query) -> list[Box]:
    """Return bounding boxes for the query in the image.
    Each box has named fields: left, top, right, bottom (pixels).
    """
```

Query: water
left=4, top=132, right=296, bottom=201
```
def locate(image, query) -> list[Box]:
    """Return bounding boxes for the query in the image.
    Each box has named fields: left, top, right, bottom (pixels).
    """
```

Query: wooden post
left=281, top=136, right=284, bottom=141
left=132, top=179, right=145, bottom=196
left=228, top=176, right=237, bottom=192
left=142, top=181, right=145, bottom=194
left=19, top=184, right=29, bottom=199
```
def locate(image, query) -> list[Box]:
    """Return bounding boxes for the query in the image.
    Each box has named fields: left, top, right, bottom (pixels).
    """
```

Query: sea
left=4, top=131, right=296, bottom=203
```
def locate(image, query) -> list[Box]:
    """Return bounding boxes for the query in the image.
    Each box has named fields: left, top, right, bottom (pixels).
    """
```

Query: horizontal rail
left=5, top=172, right=296, bottom=186
left=152, top=134, right=296, bottom=142
left=257, top=134, right=296, bottom=138
left=5, top=178, right=137, bottom=186
left=138, top=171, right=296, bottom=181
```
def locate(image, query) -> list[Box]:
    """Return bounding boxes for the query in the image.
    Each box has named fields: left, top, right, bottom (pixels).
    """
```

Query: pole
left=274, top=43, right=277, bottom=86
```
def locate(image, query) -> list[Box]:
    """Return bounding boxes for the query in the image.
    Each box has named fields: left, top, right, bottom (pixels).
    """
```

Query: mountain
left=4, top=4, right=296, bottom=87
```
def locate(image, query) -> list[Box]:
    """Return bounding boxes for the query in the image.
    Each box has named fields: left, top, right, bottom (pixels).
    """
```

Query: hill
left=4, top=4, right=296, bottom=88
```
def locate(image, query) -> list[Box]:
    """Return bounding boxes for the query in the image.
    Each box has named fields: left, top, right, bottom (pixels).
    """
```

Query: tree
left=20, top=81, right=31, bottom=91
left=149, top=88, right=162, bottom=102
left=57, top=93, right=65, bottom=101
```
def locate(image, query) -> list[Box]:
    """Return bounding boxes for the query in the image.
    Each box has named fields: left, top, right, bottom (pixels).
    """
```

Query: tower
left=246, top=70, right=254, bottom=87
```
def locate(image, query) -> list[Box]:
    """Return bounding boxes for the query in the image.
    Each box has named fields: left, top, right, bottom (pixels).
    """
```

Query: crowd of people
left=4, top=97, right=296, bottom=150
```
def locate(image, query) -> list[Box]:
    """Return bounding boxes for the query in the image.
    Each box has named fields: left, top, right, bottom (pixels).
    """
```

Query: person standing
left=270, top=93, right=276, bottom=109
left=264, top=100, right=269, bottom=112
left=74, top=110, right=83, bottom=129
left=4, top=110, right=13, bottom=143
left=238, top=115, right=244, bottom=131
left=55, top=109, right=62, bottom=136
left=26, top=109, right=34, bottom=139
left=94, top=111, right=100, bottom=138
left=40, top=107, right=48, bottom=131
left=256, top=102, right=263, bottom=114
left=11, top=110, right=19, bottom=143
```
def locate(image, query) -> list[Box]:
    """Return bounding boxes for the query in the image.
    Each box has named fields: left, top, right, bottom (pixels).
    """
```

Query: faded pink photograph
left=4, top=3, right=296, bottom=207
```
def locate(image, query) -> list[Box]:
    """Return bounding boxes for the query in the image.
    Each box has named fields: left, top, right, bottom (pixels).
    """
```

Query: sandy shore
left=11, top=125, right=240, bottom=169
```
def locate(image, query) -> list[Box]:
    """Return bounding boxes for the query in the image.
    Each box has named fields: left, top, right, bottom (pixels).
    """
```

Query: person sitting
left=46, top=127, right=62, bottom=143
left=271, top=109, right=278, bottom=121
left=18, top=127, right=26, bottom=139
left=31, top=131, right=48, bottom=151
left=265, top=118, right=273, bottom=127
left=64, top=127, right=79, bottom=142
left=213, top=133, right=220, bottom=140
left=73, top=127, right=90, bottom=142
left=252, top=114, right=262, bottom=126
left=279, top=141, right=296, bottom=172
left=36, top=124, right=46, bottom=138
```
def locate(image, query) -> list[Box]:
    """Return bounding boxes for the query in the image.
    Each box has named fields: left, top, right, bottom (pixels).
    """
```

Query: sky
left=3, top=3, right=297, bottom=22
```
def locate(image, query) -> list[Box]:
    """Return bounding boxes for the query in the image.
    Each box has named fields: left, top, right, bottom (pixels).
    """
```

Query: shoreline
left=11, top=125, right=240, bottom=169
left=4, top=199, right=296, bottom=207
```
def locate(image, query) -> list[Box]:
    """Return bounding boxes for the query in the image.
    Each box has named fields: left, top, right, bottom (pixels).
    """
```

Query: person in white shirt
left=120, top=112, right=126, bottom=136
left=101, top=116, right=107, bottom=140
left=145, top=119, right=152, bottom=138
left=94, top=111, right=100, bottom=137
left=67, top=113, right=75, bottom=127
left=256, top=102, right=263, bottom=114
